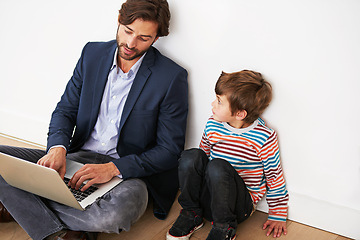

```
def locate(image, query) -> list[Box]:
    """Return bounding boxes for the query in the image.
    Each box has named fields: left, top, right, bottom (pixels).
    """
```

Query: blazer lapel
left=119, top=47, right=156, bottom=131
left=90, top=43, right=117, bottom=127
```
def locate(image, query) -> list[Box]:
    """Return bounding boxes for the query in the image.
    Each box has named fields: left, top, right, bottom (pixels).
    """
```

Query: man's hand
left=37, top=147, right=67, bottom=179
left=263, top=219, right=287, bottom=238
left=68, top=162, right=120, bottom=192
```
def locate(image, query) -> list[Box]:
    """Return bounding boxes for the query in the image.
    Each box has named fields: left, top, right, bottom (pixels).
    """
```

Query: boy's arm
left=199, top=120, right=211, bottom=156
left=260, top=131, right=289, bottom=236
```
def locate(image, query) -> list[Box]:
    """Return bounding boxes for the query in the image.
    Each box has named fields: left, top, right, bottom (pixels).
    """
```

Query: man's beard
left=117, top=42, right=147, bottom=61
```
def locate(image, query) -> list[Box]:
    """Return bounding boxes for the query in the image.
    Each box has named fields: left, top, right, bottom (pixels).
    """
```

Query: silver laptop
left=0, top=152, right=122, bottom=211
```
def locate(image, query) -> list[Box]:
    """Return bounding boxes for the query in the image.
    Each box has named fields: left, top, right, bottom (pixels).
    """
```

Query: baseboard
left=0, top=133, right=45, bottom=149
left=256, top=191, right=360, bottom=239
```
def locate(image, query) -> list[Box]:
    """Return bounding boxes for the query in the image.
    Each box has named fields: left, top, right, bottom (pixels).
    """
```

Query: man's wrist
left=48, top=145, right=67, bottom=156
left=108, top=162, right=120, bottom=176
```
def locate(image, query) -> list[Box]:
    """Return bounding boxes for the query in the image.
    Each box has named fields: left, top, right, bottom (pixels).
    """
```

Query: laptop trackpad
left=65, top=160, right=84, bottom=178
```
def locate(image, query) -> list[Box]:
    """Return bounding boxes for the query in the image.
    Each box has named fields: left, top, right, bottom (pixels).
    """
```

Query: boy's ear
left=236, top=110, right=247, bottom=121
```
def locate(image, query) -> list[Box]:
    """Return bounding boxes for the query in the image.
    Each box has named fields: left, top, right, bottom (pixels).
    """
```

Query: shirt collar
left=222, top=119, right=258, bottom=134
left=111, top=48, right=147, bottom=80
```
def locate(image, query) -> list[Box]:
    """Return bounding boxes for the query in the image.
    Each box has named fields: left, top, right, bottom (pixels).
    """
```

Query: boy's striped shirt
left=199, top=117, right=289, bottom=221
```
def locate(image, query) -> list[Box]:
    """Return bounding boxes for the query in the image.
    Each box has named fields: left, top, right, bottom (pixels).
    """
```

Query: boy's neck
left=228, top=120, right=251, bottom=129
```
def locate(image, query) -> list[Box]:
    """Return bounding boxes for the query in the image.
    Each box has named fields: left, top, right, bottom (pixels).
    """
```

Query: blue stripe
left=268, top=216, right=286, bottom=222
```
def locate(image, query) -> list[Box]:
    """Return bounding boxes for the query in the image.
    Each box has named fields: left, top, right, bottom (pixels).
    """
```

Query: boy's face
left=211, top=94, right=248, bottom=128
left=211, top=95, right=236, bottom=123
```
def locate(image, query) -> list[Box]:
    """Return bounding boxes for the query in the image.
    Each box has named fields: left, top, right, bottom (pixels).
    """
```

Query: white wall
left=0, top=0, right=359, bottom=238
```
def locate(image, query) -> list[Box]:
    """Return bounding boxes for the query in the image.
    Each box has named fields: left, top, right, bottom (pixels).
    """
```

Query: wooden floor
left=0, top=134, right=353, bottom=240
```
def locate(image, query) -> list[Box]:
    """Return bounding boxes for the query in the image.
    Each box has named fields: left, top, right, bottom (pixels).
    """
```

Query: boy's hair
left=215, top=70, right=272, bottom=124
left=118, top=0, right=171, bottom=37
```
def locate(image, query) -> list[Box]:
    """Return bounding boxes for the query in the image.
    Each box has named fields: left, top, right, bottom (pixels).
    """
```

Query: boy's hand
left=263, top=220, right=287, bottom=238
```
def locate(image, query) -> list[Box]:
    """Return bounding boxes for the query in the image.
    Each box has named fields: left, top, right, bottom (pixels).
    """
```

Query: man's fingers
left=69, top=166, right=86, bottom=188
left=81, top=179, right=96, bottom=192
left=59, top=167, right=66, bottom=180
left=75, top=175, right=89, bottom=190
left=37, top=158, right=47, bottom=166
left=70, top=167, right=94, bottom=190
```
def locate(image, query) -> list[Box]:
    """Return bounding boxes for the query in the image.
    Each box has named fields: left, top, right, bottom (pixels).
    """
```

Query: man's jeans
left=178, top=148, right=253, bottom=226
left=0, top=145, right=148, bottom=240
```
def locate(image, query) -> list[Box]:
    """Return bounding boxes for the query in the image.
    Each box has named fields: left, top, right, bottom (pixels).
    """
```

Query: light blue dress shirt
left=81, top=49, right=146, bottom=159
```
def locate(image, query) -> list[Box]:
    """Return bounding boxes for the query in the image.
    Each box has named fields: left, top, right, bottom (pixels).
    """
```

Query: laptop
left=0, top=152, right=122, bottom=211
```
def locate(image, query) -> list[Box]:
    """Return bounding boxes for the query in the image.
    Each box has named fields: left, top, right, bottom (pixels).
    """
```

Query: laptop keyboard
left=64, top=177, right=98, bottom=202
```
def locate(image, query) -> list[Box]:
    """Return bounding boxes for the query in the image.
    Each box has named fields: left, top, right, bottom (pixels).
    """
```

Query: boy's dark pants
left=178, top=148, right=253, bottom=226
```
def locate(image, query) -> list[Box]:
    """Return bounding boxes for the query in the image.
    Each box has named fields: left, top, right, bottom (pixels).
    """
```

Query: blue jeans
left=178, top=148, right=253, bottom=226
left=0, top=146, right=148, bottom=240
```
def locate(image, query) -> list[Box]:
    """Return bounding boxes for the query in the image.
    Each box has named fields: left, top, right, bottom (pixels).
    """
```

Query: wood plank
left=0, top=133, right=44, bottom=149
left=0, top=222, right=31, bottom=240
left=284, top=221, right=339, bottom=240
left=98, top=197, right=182, bottom=240
left=191, top=211, right=292, bottom=240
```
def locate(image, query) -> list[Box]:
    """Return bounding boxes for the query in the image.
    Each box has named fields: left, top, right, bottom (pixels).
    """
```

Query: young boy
left=167, top=70, right=289, bottom=240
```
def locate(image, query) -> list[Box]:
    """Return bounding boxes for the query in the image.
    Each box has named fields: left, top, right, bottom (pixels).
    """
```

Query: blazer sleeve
left=46, top=41, right=115, bottom=152
left=46, top=44, right=87, bottom=152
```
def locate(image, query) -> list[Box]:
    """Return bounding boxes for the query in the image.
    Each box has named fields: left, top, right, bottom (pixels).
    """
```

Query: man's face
left=116, top=18, right=159, bottom=62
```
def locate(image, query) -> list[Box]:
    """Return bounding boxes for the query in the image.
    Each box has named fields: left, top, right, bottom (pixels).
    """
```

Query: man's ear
left=153, top=36, right=159, bottom=44
left=236, top=110, right=247, bottom=121
left=117, top=14, right=121, bottom=26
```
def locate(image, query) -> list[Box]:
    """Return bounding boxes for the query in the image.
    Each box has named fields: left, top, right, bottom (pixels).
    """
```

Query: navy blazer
left=47, top=40, right=188, bottom=219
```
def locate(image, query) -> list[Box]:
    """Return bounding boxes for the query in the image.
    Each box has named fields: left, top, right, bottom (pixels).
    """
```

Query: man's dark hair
left=119, top=0, right=171, bottom=37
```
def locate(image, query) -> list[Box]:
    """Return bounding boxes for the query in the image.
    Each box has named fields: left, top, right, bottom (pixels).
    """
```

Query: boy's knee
left=180, top=148, right=204, bottom=160
left=179, top=148, right=207, bottom=171
left=206, top=158, right=232, bottom=180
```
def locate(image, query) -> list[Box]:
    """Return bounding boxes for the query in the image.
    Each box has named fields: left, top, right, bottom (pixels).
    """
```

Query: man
left=0, top=0, right=188, bottom=239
